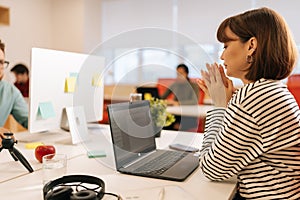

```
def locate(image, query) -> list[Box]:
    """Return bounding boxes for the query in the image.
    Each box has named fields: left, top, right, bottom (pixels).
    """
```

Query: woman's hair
left=0, top=40, right=5, bottom=53
left=177, top=63, right=189, bottom=74
left=177, top=63, right=190, bottom=80
left=217, top=7, right=298, bottom=81
left=10, top=63, right=29, bottom=74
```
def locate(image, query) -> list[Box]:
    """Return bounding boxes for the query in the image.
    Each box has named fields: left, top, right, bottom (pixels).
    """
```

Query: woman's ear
left=248, top=37, right=257, bottom=55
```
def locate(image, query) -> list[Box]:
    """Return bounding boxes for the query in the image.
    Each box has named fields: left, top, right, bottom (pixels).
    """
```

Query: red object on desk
left=35, top=145, right=56, bottom=163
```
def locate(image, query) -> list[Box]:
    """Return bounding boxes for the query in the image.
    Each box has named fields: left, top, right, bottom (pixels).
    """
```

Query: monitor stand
left=18, top=106, right=88, bottom=145
left=60, top=106, right=89, bottom=144
left=87, top=122, right=104, bottom=130
left=60, top=107, right=70, bottom=131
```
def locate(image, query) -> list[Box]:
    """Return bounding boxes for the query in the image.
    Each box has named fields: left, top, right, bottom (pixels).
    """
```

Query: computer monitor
left=136, top=87, right=160, bottom=100
left=29, top=48, right=105, bottom=133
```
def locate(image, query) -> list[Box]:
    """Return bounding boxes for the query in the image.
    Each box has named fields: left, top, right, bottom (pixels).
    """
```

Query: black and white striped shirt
left=200, top=78, right=300, bottom=199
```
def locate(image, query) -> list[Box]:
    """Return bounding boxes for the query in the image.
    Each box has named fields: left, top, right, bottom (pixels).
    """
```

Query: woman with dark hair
left=10, top=63, right=30, bottom=97
left=160, top=63, right=199, bottom=130
left=197, top=7, right=300, bottom=199
left=161, top=63, right=199, bottom=106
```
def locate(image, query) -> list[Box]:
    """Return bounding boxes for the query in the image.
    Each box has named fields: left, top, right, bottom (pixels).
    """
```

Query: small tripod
left=0, top=133, right=33, bottom=173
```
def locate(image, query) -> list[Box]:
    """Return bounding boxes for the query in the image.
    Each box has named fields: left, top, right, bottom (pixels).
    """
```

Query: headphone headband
left=43, top=175, right=105, bottom=200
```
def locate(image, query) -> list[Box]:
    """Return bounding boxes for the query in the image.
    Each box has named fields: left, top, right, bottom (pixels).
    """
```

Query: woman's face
left=176, top=67, right=188, bottom=81
left=14, top=73, right=29, bottom=83
left=220, top=27, right=251, bottom=82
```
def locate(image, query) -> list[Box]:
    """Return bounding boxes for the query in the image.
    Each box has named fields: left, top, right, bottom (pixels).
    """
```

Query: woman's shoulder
left=232, top=79, right=287, bottom=104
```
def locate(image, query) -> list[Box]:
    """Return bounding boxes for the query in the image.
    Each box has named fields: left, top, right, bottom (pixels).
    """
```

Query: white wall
left=101, top=0, right=300, bottom=44
left=177, top=0, right=252, bottom=44
left=51, top=0, right=86, bottom=53
left=51, top=0, right=102, bottom=53
left=0, top=0, right=52, bottom=68
left=50, top=0, right=102, bottom=53
left=83, top=0, right=102, bottom=53
left=101, top=0, right=173, bottom=41
left=0, top=0, right=102, bottom=80
left=0, top=0, right=300, bottom=80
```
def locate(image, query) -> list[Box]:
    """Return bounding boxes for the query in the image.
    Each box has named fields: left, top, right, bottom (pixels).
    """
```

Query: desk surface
left=0, top=124, right=236, bottom=200
left=167, top=105, right=215, bottom=117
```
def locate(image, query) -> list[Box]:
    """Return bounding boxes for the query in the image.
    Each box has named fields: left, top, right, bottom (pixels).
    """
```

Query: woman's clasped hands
left=197, top=63, right=234, bottom=107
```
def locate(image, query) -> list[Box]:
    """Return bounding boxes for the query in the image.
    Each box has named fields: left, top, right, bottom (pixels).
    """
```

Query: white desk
left=166, top=105, right=214, bottom=118
left=0, top=125, right=236, bottom=200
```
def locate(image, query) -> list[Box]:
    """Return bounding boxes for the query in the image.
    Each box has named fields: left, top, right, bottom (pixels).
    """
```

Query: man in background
left=0, top=39, right=28, bottom=128
left=10, top=63, right=29, bottom=97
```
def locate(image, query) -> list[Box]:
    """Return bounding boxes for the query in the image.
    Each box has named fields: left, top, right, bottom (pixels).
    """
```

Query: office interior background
left=0, top=0, right=300, bottom=87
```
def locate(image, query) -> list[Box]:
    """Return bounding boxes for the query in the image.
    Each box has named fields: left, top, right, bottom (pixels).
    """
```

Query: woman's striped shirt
left=200, top=78, right=300, bottom=199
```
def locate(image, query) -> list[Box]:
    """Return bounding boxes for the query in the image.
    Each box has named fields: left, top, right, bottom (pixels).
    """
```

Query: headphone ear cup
left=70, top=190, right=97, bottom=200
left=45, top=186, right=73, bottom=200
left=43, top=175, right=105, bottom=200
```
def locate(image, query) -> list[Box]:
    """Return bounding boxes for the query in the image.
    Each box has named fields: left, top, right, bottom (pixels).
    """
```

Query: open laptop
left=136, top=87, right=160, bottom=100
left=107, top=100, right=199, bottom=181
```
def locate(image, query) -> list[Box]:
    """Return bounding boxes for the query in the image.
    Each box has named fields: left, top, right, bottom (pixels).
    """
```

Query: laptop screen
left=108, top=101, right=156, bottom=169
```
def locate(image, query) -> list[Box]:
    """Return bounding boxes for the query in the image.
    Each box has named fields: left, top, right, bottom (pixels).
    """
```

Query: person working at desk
left=160, top=64, right=199, bottom=130
left=197, top=7, right=300, bottom=199
left=0, top=39, right=28, bottom=128
left=160, top=63, right=199, bottom=105
left=10, top=63, right=30, bottom=98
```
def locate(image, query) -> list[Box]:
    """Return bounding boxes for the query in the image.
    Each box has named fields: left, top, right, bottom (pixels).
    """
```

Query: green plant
left=149, top=98, right=175, bottom=127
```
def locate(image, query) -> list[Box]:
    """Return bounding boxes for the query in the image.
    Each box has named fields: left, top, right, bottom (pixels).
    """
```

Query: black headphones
left=43, top=175, right=105, bottom=200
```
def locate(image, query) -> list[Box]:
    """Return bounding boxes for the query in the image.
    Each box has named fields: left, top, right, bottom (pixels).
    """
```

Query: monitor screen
left=136, top=86, right=159, bottom=100
left=29, top=48, right=105, bottom=133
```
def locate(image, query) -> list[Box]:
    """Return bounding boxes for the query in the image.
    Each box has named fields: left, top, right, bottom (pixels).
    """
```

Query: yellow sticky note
left=37, top=101, right=56, bottom=119
left=144, top=93, right=152, bottom=100
left=64, top=77, right=76, bottom=93
left=92, top=73, right=102, bottom=87
left=25, top=142, right=44, bottom=149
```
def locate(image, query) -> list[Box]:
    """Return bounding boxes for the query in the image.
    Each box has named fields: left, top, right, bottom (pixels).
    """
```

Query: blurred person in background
left=10, top=63, right=29, bottom=98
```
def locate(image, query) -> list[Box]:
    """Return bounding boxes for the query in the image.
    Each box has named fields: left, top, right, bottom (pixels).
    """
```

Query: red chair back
left=287, top=74, right=300, bottom=106
left=156, top=78, right=175, bottom=100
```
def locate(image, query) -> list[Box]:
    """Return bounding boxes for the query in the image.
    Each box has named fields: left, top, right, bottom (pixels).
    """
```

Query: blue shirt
left=0, top=80, right=28, bottom=128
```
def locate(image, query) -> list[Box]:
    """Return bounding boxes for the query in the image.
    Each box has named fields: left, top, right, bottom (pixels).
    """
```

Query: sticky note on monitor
left=69, top=72, right=78, bottom=78
left=37, top=101, right=56, bottom=119
left=92, top=73, right=102, bottom=87
left=64, top=77, right=77, bottom=93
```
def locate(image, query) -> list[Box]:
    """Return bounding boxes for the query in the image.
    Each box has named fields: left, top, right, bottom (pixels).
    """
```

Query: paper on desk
left=121, top=185, right=197, bottom=200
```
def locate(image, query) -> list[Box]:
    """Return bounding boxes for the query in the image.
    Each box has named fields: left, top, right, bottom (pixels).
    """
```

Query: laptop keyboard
left=134, top=151, right=188, bottom=175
